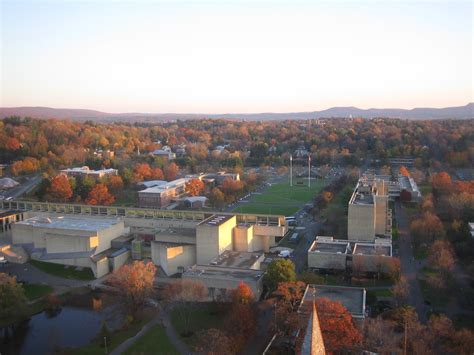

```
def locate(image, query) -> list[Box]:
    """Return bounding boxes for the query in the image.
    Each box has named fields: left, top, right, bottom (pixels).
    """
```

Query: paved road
left=291, top=219, right=323, bottom=273
left=2, top=175, right=42, bottom=199
left=395, top=201, right=428, bottom=323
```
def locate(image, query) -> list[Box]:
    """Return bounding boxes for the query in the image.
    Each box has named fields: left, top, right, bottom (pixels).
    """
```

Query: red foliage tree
left=431, top=172, right=452, bottom=192
left=106, top=175, right=124, bottom=192
left=133, top=163, right=153, bottom=181
left=4, top=137, right=21, bottom=151
left=85, top=183, right=115, bottom=205
left=185, top=179, right=205, bottom=196
left=150, top=167, right=164, bottom=180
left=316, top=298, right=362, bottom=352
left=47, top=174, right=73, bottom=202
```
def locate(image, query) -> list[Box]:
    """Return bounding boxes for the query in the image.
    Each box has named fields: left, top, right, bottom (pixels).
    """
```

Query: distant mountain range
left=1, top=103, right=472, bottom=122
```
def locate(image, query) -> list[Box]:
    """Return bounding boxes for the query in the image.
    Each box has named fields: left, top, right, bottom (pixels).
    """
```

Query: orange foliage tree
left=185, top=179, right=205, bottom=196
left=431, top=172, right=452, bottom=192
left=151, top=167, right=164, bottom=180
left=108, top=261, right=157, bottom=314
left=47, top=174, right=73, bottom=202
left=230, top=282, right=254, bottom=305
left=399, top=166, right=410, bottom=177
left=164, top=162, right=179, bottom=181
left=106, top=175, right=124, bottom=192
left=316, top=298, right=363, bottom=352
left=133, top=163, right=153, bottom=182
left=85, top=183, right=115, bottom=205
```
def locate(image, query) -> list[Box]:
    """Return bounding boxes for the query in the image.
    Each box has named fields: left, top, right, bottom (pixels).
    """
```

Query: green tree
left=264, top=259, right=296, bottom=291
left=0, top=273, right=28, bottom=321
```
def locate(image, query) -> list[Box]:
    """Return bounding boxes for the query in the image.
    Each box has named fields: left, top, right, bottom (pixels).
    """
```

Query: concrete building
left=196, top=215, right=236, bottom=264
left=11, top=215, right=128, bottom=278
left=153, top=147, right=176, bottom=160
left=352, top=242, right=393, bottom=273
left=138, top=178, right=187, bottom=208
left=398, top=175, right=422, bottom=202
left=301, top=284, right=367, bottom=319
left=60, top=166, right=118, bottom=179
left=0, top=210, right=25, bottom=232
left=307, top=237, right=350, bottom=271
left=347, top=177, right=391, bottom=242
left=182, top=264, right=264, bottom=300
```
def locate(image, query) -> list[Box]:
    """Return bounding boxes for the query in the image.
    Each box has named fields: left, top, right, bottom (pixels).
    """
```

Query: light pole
left=308, top=155, right=311, bottom=188
left=104, top=336, right=108, bottom=354
left=290, top=155, right=293, bottom=187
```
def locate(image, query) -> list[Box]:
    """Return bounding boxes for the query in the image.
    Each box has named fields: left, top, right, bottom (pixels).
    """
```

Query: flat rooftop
left=301, top=284, right=366, bottom=318
left=210, top=250, right=263, bottom=268
left=183, top=265, right=264, bottom=282
left=352, top=192, right=374, bottom=205
left=16, top=215, right=121, bottom=232
left=156, top=227, right=196, bottom=238
left=353, top=243, right=392, bottom=256
left=309, top=240, right=349, bottom=254
left=198, top=214, right=234, bottom=227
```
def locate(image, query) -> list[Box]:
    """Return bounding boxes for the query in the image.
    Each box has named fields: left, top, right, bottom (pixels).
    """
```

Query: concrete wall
left=352, top=254, right=393, bottom=273
left=96, top=220, right=126, bottom=253
left=125, top=218, right=198, bottom=231
left=233, top=225, right=254, bottom=252
left=151, top=242, right=196, bottom=276
left=308, top=252, right=347, bottom=270
left=252, top=235, right=270, bottom=252
left=154, top=232, right=196, bottom=245
left=253, top=224, right=286, bottom=238
left=374, top=195, right=388, bottom=236
left=110, top=250, right=130, bottom=271
left=94, top=258, right=110, bottom=278
left=196, top=216, right=236, bottom=264
left=163, top=245, right=196, bottom=276
left=182, top=274, right=263, bottom=300
left=347, top=204, right=375, bottom=241
left=45, top=233, right=92, bottom=253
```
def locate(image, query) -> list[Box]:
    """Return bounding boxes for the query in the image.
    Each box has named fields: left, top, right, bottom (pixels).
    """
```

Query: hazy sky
left=1, top=0, right=472, bottom=113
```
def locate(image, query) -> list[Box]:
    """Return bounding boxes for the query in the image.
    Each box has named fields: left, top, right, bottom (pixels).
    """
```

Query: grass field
left=30, top=260, right=95, bottom=280
left=22, top=283, right=54, bottom=301
left=124, top=324, right=179, bottom=355
left=233, top=179, right=326, bottom=216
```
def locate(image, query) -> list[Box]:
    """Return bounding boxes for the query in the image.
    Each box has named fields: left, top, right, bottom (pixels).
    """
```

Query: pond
left=0, top=291, right=123, bottom=355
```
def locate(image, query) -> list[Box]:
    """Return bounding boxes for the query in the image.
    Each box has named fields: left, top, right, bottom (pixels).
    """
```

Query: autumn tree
left=46, top=174, right=73, bottom=202
left=399, top=165, right=410, bottom=177
left=85, top=183, right=115, bottom=205
left=230, top=282, right=254, bottom=305
left=428, top=239, right=456, bottom=275
left=185, top=178, right=205, bottom=197
left=224, top=302, right=257, bottom=352
left=431, top=171, right=452, bottom=194
left=106, top=175, right=124, bottom=192
left=133, top=163, right=153, bottom=182
left=392, top=275, right=410, bottom=306
left=163, top=279, right=207, bottom=336
left=108, top=261, right=156, bottom=314
left=208, top=187, right=225, bottom=208
left=195, top=328, right=234, bottom=355
left=0, top=273, right=28, bottom=321
left=363, top=316, right=402, bottom=354
left=316, top=298, right=362, bottom=352
left=150, top=167, right=164, bottom=180
left=264, top=259, right=296, bottom=291
left=164, top=162, right=179, bottom=181
left=410, top=212, right=445, bottom=246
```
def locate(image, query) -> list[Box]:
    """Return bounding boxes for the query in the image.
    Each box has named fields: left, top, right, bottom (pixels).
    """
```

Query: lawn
left=372, top=288, right=393, bottom=298
left=124, top=324, right=179, bottom=355
left=30, top=260, right=95, bottom=280
left=170, top=303, right=226, bottom=348
left=233, top=179, right=326, bottom=216
left=22, top=283, right=54, bottom=301
left=69, top=313, right=156, bottom=355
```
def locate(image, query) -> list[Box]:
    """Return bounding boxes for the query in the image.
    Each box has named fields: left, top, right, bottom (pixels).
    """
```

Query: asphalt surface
left=395, top=200, right=428, bottom=322
left=1, top=175, right=42, bottom=199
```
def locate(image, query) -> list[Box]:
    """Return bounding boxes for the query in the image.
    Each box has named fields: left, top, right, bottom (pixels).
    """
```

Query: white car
left=0, top=256, right=7, bottom=264
left=278, top=250, right=292, bottom=258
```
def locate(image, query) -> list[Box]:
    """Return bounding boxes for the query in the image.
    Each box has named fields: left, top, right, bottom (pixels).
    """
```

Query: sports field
left=233, top=179, right=326, bottom=216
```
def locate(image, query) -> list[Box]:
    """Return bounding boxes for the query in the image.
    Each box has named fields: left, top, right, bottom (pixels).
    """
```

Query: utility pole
left=308, top=155, right=311, bottom=188
left=290, top=155, right=293, bottom=187
left=403, top=318, right=407, bottom=355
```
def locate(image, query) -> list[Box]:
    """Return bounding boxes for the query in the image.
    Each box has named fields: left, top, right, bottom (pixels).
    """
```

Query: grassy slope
left=30, top=260, right=95, bottom=280
left=123, top=324, right=179, bottom=355
left=22, top=283, right=54, bottom=300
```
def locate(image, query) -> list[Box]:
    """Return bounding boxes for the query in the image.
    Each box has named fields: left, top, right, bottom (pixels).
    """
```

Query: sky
left=1, top=0, right=472, bottom=113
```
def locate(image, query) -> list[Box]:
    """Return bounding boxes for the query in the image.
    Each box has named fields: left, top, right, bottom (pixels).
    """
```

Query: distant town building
left=0, top=210, right=25, bottom=233
left=138, top=178, right=187, bottom=208
left=153, top=146, right=176, bottom=160
left=60, top=166, right=118, bottom=179
left=0, top=177, right=20, bottom=190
